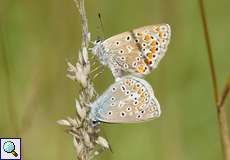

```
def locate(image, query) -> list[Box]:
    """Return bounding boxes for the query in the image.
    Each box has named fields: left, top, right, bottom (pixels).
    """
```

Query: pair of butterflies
left=90, top=24, right=171, bottom=123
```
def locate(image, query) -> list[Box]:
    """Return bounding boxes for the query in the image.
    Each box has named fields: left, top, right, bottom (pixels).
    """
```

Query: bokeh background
left=1, top=0, right=230, bottom=159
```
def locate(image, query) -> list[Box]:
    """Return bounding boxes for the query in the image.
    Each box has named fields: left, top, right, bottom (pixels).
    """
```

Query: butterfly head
left=92, top=39, right=102, bottom=53
left=92, top=39, right=109, bottom=65
left=95, top=39, right=102, bottom=44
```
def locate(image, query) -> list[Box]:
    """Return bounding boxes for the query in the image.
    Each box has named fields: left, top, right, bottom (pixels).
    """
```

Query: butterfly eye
left=126, top=90, right=130, bottom=95
left=108, top=111, right=112, bottom=115
left=141, top=110, right=145, bottom=114
left=119, top=50, right=124, bottom=54
left=111, top=97, right=115, bottom=101
left=111, top=103, right=115, bottom=106
left=116, top=41, right=120, bottom=46
left=95, top=39, right=101, bottom=43
left=135, top=39, right=139, bottom=43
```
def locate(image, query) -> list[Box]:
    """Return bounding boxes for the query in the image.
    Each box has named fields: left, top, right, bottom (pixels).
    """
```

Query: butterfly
left=92, top=24, right=171, bottom=79
left=90, top=75, right=161, bottom=123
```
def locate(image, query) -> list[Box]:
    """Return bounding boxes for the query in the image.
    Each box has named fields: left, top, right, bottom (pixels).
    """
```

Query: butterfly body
left=90, top=76, right=161, bottom=123
left=92, top=24, right=171, bottom=79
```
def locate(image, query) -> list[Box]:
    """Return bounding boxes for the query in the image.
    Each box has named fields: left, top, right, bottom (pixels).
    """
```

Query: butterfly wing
left=90, top=76, right=161, bottom=123
left=102, top=24, right=171, bottom=77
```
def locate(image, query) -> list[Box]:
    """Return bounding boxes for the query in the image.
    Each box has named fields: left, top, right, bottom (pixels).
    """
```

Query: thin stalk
left=198, top=0, right=230, bottom=160
left=58, top=1, right=109, bottom=160
left=199, top=0, right=219, bottom=104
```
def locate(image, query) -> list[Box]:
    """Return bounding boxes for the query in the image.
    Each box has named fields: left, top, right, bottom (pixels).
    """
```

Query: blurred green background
left=1, top=0, right=230, bottom=159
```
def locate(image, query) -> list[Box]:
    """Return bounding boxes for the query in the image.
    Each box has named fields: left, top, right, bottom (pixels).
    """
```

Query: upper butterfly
left=92, top=24, right=171, bottom=79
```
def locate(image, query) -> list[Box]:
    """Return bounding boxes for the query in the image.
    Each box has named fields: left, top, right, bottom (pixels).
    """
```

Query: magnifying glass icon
left=3, top=141, right=18, bottom=157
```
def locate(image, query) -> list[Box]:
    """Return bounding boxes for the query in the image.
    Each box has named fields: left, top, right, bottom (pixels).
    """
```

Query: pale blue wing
left=90, top=76, right=161, bottom=123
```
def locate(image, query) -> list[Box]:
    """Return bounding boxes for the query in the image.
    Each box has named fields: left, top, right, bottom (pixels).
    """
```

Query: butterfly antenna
left=98, top=13, right=105, bottom=38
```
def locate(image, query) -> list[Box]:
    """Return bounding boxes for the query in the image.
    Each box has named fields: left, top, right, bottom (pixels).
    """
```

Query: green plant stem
left=199, top=0, right=219, bottom=104
left=199, top=0, right=230, bottom=160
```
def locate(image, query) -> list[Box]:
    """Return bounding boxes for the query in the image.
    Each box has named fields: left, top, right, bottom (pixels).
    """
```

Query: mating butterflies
left=90, top=76, right=161, bottom=123
left=92, top=24, right=171, bottom=79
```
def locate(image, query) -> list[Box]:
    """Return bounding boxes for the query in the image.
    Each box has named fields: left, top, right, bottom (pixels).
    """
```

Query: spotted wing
left=102, top=24, right=171, bottom=77
left=90, top=76, right=161, bottom=123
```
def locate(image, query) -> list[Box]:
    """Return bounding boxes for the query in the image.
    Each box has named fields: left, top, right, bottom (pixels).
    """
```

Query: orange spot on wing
left=140, top=92, right=145, bottom=98
left=156, top=27, right=160, bottom=32
left=144, top=34, right=151, bottom=41
left=159, top=32, right=163, bottom=38
left=138, top=33, right=143, bottom=36
left=138, top=90, right=143, bottom=94
left=138, top=105, right=144, bottom=110
left=144, top=58, right=153, bottom=65
left=137, top=64, right=145, bottom=73
left=147, top=52, right=153, bottom=59
left=151, top=47, right=156, bottom=53
left=132, top=85, right=137, bottom=90
left=151, top=41, right=157, bottom=46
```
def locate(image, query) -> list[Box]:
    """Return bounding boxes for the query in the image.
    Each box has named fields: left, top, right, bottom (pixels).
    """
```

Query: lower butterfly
left=92, top=24, right=171, bottom=79
left=90, top=76, right=161, bottom=123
